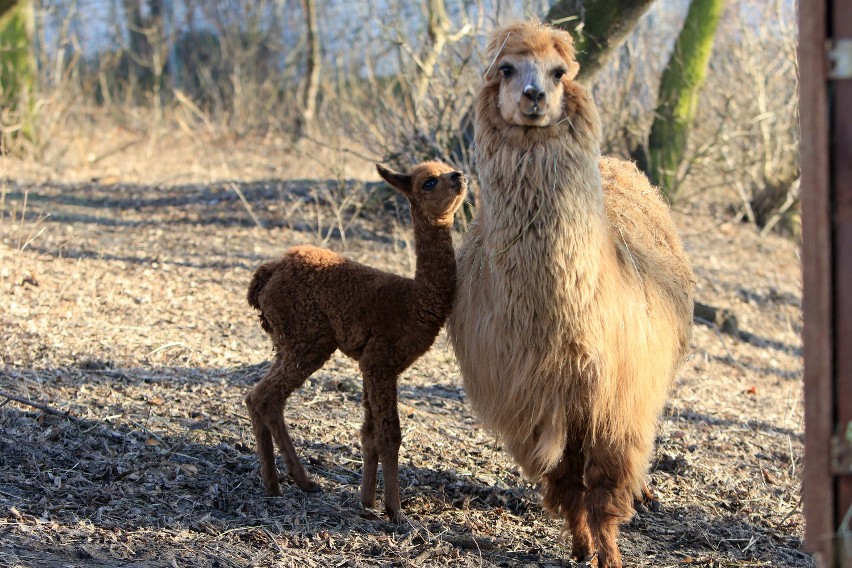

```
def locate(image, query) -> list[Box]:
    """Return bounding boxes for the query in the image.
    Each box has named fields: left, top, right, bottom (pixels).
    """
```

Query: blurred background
left=0, top=0, right=799, bottom=237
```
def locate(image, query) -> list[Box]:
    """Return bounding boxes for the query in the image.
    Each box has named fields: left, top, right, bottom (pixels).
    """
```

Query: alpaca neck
left=479, top=136, right=608, bottom=248
left=475, top=128, right=610, bottom=313
left=410, top=208, right=457, bottom=325
left=473, top=79, right=608, bottom=251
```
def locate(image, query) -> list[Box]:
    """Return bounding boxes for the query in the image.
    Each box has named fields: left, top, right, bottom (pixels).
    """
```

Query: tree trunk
left=122, top=0, right=147, bottom=86
left=298, top=0, right=320, bottom=137
left=0, top=0, right=34, bottom=149
left=0, top=0, right=19, bottom=19
left=0, top=0, right=33, bottom=104
left=415, top=0, right=451, bottom=103
left=546, top=0, right=656, bottom=84
left=645, top=0, right=724, bottom=199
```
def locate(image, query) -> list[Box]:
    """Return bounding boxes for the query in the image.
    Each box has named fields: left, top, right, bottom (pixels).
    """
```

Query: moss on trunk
left=0, top=0, right=34, bottom=148
left=0, top=0, right=33, bottom=107
left=646, top=0, right=724, bottom=199
left=546, top=0, right=656, bottom=84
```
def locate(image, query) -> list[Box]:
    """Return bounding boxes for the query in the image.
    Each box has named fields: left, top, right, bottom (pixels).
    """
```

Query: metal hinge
left=831, top=421, right=852, bottom=474
left=828, top=39, right=852, bottom=80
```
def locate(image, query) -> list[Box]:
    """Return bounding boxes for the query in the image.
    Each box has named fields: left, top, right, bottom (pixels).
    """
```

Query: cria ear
left=376, top=164, right=412, bottom=195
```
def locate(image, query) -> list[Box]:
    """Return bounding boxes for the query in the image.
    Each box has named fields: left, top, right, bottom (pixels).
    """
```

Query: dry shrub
left=693, top=0, right=800, bottom=238
left=10, top=0, right=799, bottom=239
left=590, top=0, right=799, bottom=237
left=318, top=4, right=485, bottom=206
left=13, top=0, right=306, bottom=163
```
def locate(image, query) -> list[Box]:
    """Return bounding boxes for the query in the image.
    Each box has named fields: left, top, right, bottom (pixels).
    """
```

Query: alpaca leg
left=245, top=357, right=288, bottom=496
left=635, top=480, right=660, bottom=512
left=246, top=345, right=333, bottom=495
left=584, top=445, right=643, bottom=568
left=251, top=409, right=284, bottom=496
left=359, top=388, right=379, bottom=508
left=268, top=408, right=322, bottom=493
left=542, top=446, right=593, bottom=561
left=361, top=367, right=404, bottom=523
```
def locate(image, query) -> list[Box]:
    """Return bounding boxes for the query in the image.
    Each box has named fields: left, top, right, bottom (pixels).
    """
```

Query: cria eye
left=553, top=68, right=566, bottom=80
left=499, top=64, right=514, bottom=78
left=423, top=178, right=438, bottom=191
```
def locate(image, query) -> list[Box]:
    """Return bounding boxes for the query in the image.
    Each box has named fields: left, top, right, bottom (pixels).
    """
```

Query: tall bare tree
left=297, top=0, right=321, bottom=136
left=415, top=0, right=470, bottom=99
left=121, top=0, right=167, bottom=105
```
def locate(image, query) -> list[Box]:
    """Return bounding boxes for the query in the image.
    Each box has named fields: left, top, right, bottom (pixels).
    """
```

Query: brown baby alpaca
left=246, top=161, right=466, bottom=522
left=447, top=21, right=695, bottom=567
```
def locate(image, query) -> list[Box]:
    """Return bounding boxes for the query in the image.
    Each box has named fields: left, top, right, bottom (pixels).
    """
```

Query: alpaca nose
left=450, top=171, right=463, bottom=183
left=523, top=84, right=545, bottom=101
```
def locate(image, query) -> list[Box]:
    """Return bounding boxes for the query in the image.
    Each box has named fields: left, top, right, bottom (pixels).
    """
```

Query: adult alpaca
left=447, top=21, right=694, bottom=567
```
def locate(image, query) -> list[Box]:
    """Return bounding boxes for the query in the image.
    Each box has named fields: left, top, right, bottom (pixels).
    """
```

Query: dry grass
left=0, top=131, right=811, bottom=567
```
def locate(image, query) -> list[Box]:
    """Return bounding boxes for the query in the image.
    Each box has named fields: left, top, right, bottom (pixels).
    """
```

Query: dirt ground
left=0, top=129, right=811, bottom=567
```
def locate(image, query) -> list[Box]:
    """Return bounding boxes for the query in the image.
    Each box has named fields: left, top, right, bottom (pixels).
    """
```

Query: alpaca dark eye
left=423, top=178, right=438, bottom=191
left=499, top=64, right=514, bottom=78
left=553, top=68, right=567, bottom=81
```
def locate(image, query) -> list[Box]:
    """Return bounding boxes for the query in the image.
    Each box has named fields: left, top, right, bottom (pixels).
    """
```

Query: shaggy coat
left=447, top=21, right=694, bottom=567
left=246, top=161, right=466, bottom=522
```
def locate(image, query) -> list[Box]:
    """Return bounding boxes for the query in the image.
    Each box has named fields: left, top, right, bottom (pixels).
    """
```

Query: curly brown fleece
left=245, top=161, right=466, bottom=522
left=447, top=21, right=695, bottom=568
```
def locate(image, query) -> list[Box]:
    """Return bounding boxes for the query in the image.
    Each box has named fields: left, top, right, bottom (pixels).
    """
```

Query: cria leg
left=360, top=362, right=404, bottom=523
left=359, top=387, right=379, bottom=509
left=543, top=445, right=593, bottom=561
left=245, top=344, right=333, bottom=496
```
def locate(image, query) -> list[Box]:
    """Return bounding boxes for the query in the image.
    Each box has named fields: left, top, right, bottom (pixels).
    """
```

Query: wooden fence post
left=802, top=1, right=852, bottom=566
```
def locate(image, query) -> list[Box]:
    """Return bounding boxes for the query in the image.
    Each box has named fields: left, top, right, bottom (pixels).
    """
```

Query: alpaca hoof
left=569, top=534, right=594, bottom=562
left=264, top=486, right=284, bottom=498
left=635, top=483, right=660, bottom=513
left=570, top=547, right=593, bottom=563
left=361, top=495, right=377, bottom=509
left=297, top=479, right=322, bottom=493
left=386, top=507, right=406, bottom=525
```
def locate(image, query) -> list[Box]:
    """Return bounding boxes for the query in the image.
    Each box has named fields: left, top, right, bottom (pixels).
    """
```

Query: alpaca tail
left=248, top=261, right=277, bottom=333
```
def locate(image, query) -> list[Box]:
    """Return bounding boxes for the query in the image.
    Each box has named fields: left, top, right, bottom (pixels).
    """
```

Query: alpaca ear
left=565, top=59, right=580, bottom=81
left=550, top=28, right=580, bottom=81
left=376, top=164, right=412, bottom=195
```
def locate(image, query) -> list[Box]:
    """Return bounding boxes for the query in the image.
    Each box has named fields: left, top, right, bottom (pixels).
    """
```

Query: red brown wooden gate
left=801, top=1, right=852, bottom=567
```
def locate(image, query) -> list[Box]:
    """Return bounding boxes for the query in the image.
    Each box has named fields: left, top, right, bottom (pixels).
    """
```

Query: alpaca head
left=483, top=21, right=580, bottom=128
left=376, top=162, right=467, bottom=226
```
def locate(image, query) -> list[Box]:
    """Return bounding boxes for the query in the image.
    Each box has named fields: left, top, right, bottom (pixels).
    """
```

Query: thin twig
left=489, top=202, right=543, bottom=264
left=483, top=32, right=511, bottom=79
left=760, top=178, right=800, bottom=237
left=774, top=492, right=803, bottom=530
left=0, top=389, right=83, bottom=423
left=292, top=134, right=380, bottom=165
left=228, top=182, right=265, bottom=229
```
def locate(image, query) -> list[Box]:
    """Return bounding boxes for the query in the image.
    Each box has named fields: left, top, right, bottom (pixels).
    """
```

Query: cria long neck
left=409, top=207, right=457, bottom=325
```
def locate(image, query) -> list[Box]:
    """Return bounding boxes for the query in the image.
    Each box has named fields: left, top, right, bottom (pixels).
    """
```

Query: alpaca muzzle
left=451, top=171, right=468, bottom=194
left=521, top=99, right=547, bottom=118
